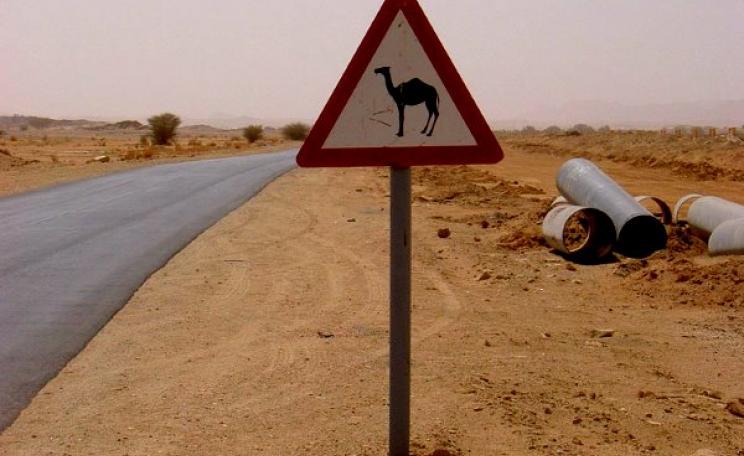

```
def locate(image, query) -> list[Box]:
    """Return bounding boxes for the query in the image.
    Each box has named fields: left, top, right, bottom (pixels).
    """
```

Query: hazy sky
left=1, top=0, right=743, bottom=122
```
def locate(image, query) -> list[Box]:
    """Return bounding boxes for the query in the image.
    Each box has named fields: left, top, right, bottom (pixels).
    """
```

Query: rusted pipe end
left=673, top=194, right=703, bottom=224
left=635, top=196, right=673, bottom=225
left=616, top=215, right=668, bottom=258
left=543, top=205, right=616, bottom=263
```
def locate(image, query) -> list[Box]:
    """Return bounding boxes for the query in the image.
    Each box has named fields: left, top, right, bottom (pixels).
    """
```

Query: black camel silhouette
left=374, top=66, right=439, bottom=137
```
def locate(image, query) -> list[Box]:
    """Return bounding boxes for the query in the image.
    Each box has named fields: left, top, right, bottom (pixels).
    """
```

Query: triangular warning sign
left=297, top=0, right=504, bottom=168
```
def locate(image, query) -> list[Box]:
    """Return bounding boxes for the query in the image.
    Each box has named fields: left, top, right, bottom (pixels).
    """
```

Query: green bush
left=147, top=113, right=181, bottom=145
left=281, top=122, right=310, bottom=141
left=243, top=125, right=264, bottom=143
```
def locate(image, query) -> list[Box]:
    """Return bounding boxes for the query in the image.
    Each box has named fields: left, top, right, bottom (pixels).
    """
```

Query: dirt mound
left=413, top=166, right=544, bottom=206
left=507, top=131, right=744, bottom=182
left=618, top=256, right=744, bottom=308
left=410, top=165, right=551, bottom=252
left=0, top=149, right=38, bottom=171
left=666, top=225, right=709, bottom=256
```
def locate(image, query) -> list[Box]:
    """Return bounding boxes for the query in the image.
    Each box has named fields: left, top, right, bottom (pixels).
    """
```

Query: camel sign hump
left=297, top=0, right=504, bottom=168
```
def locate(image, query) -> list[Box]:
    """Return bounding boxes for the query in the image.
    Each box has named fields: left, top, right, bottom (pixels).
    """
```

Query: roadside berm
left=0, top=144, right=742, bottom=455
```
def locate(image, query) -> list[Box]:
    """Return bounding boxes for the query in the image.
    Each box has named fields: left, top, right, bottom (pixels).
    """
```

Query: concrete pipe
left=542, top=204, right=616, bottom=263
left=709, top=218, right=744, bottom=256
left=556, top=158, right=667, bottom=258
left=687, top=196, right=744, bottom=236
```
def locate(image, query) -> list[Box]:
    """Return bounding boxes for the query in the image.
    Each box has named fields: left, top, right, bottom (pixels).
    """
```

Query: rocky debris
left=88, top=155, right=111, bottom=164
left=427, top=449, right=458, bottom=456
left=437, top=228, right=451, bottom=239
left=317, top=331, right=335, bottom=339
left=630, top=257, right=744, bottom=308
left=590, top=329, right=615, bottom=338
left=477, top=271, right=492, bottom=281
left=725, top=398, right=744, bottom=418
left=346, top=218, right=356, bottom=223
left=691, top=450, right=718, bottom=456
left=614, top=259, right=648, bottom=278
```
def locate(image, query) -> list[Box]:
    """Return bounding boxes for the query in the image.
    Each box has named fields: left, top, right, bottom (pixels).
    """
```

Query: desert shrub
left=147, top=113, right=181, bottom=145
left=543, top=125, right=562, bottom=135
left=243, top=125, right=264, bottom=143
left=521, top=125, right=537, bottom=134
left=598, top=125, right=611, bottom=133
left=281, top=122, right=310, bottom=141
left=571, top=124, right=595, bottom=134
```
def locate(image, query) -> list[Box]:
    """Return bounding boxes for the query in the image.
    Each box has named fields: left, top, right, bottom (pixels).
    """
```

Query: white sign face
left=322, top=11, right=477, bottom=149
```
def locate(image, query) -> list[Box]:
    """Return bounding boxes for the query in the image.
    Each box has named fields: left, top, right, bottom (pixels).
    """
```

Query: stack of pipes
left=675, top=196, right=744, bottom=255
left=543, top=158, right=668, bottom=262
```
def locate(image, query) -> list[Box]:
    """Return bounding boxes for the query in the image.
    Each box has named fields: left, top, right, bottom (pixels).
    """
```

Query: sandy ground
left=1, top=132, right=743, bottom=455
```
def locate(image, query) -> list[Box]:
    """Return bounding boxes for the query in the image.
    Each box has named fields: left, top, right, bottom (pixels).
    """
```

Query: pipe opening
left=617, top=215, right=668, bottom=258
left=561, top=209, right=616, bottom=263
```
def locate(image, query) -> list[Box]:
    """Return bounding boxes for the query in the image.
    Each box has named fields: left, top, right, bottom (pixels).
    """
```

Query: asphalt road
left=0, top=150, right=297, bottom=431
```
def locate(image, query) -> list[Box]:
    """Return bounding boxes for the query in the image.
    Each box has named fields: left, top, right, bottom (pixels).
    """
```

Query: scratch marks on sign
left=369, top=118, right=393, bottom=128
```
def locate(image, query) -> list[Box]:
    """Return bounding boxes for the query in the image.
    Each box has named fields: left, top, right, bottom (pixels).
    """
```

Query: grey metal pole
left=389, top=166, right=411, bottom=456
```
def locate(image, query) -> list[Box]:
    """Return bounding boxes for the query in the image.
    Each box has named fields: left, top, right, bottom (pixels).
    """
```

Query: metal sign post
left=295, top=2, right=504, bottom=455
left=389, top=166, right=412, bottom=456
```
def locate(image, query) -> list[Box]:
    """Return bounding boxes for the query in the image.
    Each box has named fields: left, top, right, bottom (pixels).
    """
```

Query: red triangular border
left=297, top=0, right=504, bottom=168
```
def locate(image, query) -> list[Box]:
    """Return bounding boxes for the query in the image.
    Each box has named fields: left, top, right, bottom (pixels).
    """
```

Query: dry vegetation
left=0, top=125, right=299, bottom=196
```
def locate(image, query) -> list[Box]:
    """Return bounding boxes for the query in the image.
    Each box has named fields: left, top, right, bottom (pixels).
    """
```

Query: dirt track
left=0, top=135, right=743, bottom=455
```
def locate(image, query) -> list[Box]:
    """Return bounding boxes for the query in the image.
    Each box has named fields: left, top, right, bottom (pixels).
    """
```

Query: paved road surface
left=0, top=150, right=297, bottom=431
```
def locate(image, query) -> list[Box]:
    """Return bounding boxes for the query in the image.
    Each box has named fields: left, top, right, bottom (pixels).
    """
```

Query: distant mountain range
left=0, top=115, right=309, bottom=131
left=0, top=115, right=148, bottom=131
left=502, top=99, right=744, bottom=129
left=3, top=100, right=742, bottom=132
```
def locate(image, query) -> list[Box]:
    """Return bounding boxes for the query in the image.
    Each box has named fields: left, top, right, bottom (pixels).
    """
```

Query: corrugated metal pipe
left=556, top=158, right=667, bottom=258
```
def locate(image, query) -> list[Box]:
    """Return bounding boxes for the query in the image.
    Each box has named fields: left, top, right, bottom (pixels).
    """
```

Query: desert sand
left=0, top=131, right=743, bottom=455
